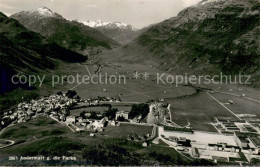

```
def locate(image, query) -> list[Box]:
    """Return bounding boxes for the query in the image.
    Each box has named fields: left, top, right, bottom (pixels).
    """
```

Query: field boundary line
left=206, top=92, right=241, bottom=120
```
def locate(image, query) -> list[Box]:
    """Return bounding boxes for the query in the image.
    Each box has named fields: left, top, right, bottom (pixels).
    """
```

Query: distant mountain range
left=1, top=0, right=259, bottom=95
left=11, top=7, right=118, bottom=54
left=80, top=19, right=136, bottom=30
left=79, top=20, right=138, bottom=44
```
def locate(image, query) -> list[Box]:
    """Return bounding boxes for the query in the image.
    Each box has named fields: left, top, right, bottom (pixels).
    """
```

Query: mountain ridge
left=18, top=6, right=63, bottom=18
left=0, top=12, right=87, bottom=94
left=80, top=19, right=136, bottom=31
left=125, top=0, right=260, bottom=86
left=11, top=7, right=119, bottom=55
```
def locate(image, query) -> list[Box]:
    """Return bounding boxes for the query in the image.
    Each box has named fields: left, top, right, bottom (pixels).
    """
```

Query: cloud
left=182, top=0, right=201, bottom=7
left=87, top=4, right=97, bottom=8
left=0, top=3, right=14, bottom=10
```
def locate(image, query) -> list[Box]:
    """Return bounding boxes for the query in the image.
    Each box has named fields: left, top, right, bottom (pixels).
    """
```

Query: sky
left=0, top=0, right=201, bottom=28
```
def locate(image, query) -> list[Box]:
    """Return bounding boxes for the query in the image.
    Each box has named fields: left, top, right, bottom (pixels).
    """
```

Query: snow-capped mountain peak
left=20, top=7, right=62, bottom=18
left=79, top=20, right=136, bottom=31
left=80, top=20, right=111, bottom=27
left=114, top=22, right=128, bottom=28
left=33, top=7, right=55, bottom=16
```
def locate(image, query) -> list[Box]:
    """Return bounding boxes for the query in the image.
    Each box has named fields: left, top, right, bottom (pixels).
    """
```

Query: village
left=0, top=90, right=260, bottom=165
left=0, top=90, right=159, bottom=139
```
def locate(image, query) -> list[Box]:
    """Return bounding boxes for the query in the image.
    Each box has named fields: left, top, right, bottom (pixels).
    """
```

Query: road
left=206, top=92, right=241, bottom=120
left=0, top=124, right=16, bottom=136
left=99, top=101, right=140, bottom=105
left=206, top=92, right=260, bottom=134
left=0, top=139, right=15, bottom=149
left=214, top=90, right=260, bottom=104
left=70, top=63, right=102, bottom=90
left=0, top=124, right=16, bottom=149
left=49, top=116, right=76, bottom=132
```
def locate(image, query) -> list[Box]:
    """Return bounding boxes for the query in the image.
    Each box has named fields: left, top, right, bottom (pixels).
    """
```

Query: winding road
left=0, top=124, right=16, bottom=149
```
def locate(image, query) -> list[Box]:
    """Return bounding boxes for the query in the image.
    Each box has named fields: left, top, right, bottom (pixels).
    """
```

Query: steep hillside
left=11, top=7, right=118, bottom=55
left=132, top=0, right=259, bottom=84
left=0, top=12, right=87, bottom=94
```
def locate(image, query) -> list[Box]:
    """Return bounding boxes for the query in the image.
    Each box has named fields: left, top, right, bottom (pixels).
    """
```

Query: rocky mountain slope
left=80, top=20, right=138, bottom=44
left=0, top=12, right=87, bottom=94
left=11, top=7, right=118, bottom=55
left=128, top=0, right=259, bottom=85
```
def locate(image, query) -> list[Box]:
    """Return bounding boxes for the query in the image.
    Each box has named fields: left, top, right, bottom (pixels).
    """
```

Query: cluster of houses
left=78, top=97, right=121, bottom=107
left=47, top=108, right=125, bottom=133
left=1, top=88, right=164, bottom=136
left=126, top=133, right=150, bottom=141
left=126, top=133, right=152, bottom=147
left=0, top=92, right=78, bottom=128
left=0, top=91, right=123, bottom=133
left=41, top=97, right=124, bottom=132
left=62, top=116, right=111, bottom=132
left=149, top=100, right=169, bottom=124
left=1, top=88, right=158, bottom=137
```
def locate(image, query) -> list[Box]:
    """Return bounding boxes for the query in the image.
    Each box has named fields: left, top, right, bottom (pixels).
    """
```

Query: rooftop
left=249, top=137, right=260, bottom=147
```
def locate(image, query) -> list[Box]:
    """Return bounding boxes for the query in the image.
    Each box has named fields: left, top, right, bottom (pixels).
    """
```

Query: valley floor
left=48, top=49, right=260, bottom=132
left=0, top=47, right=259, bottom=166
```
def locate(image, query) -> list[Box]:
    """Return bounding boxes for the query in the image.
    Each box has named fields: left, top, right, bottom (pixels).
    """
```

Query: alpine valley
left=0, top=0, right=260, bottom=166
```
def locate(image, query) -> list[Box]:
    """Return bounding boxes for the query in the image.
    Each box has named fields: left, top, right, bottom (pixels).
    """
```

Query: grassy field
left=0, top=117, right=70, bottom=141
left=211, top=93, right=260, bottom=118
left=0, top=116, right=196, bottom=166
left=70, top=106, right=110, bottom=116
left=0, top=89, right=39, bottom=111
left=0, top=135, right=202, bottom=166
left=61, top=63, right=197, bottom=102
left=112, top=105, right=132, bottom=111
left=1, top=50, right=259, bottom=165
left=0, top=117, right=153, bottom=144
left=168, top=92, right=236, bottom=132
left=60, top=124, right=153, bottom=146
left=0, top=117, right=153, bottom=151
left=193, top=81, right=260, bottom=101
left=100, top=124, right=153, bottom=138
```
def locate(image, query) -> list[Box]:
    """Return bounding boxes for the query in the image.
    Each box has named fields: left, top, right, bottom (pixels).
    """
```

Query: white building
left=92, top=117, right=108, bottom=129
left=116, top=111, right=129, bottom=120
left=66, top=116, right=76, bottom=124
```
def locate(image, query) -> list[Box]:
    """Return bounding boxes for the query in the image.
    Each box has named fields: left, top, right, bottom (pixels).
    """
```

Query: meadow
left=168, top=92, right=236, bottom=132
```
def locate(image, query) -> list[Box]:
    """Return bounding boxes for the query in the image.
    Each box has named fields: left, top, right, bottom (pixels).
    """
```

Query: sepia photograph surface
left=0, top=0, right=259, bottom=166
